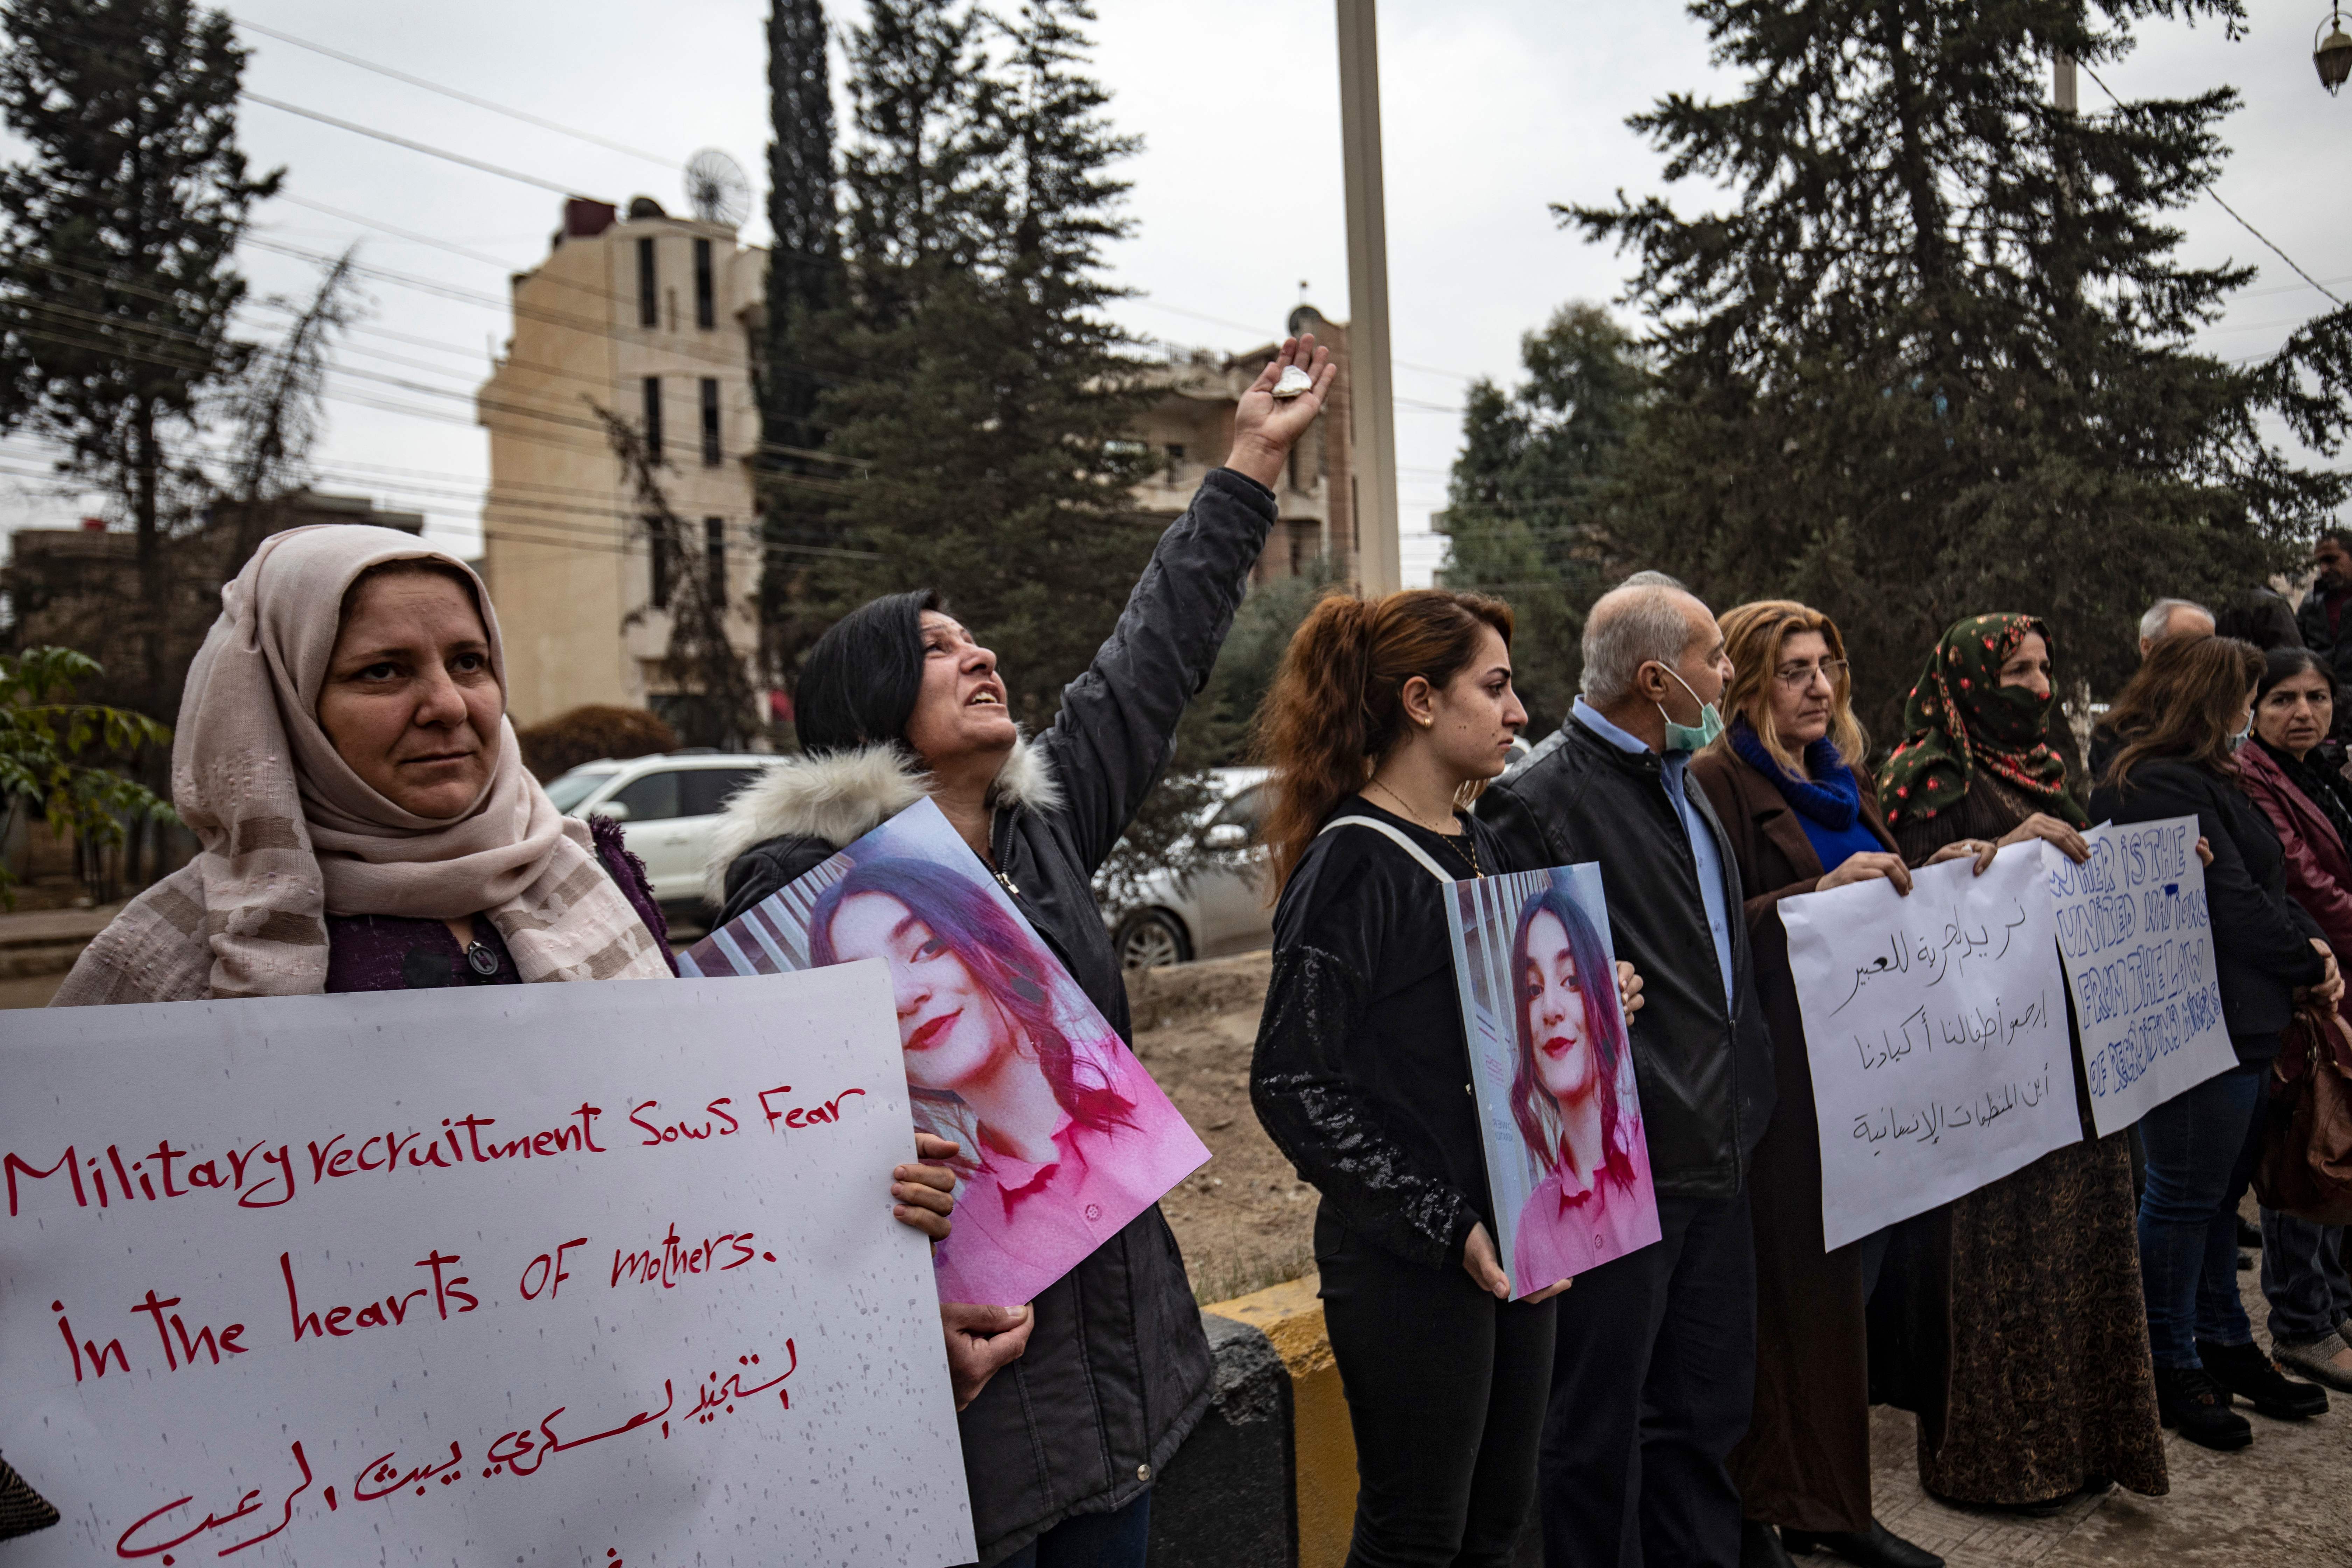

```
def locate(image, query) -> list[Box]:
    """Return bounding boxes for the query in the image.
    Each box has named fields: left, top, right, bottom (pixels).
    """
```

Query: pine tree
left=1439, top=302, right=1650, bottom=734
left=805, top=0, right=1156, bottom=730
left=0, top=0, right=278, bottom=722
left=1569, top=0, right=2352, bottom=740
left=761, top=0, right=839, bottom=463
left=755, top=0, right=847, bottom=688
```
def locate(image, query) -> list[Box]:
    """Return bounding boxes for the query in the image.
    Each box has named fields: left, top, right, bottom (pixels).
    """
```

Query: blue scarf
left=1729, top=719, right=1883, bottom=875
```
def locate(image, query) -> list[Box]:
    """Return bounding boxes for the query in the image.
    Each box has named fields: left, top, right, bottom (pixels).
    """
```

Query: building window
left=704, top=517, right=727, bottom=604
left=642, top=377, right=664, bottom=462
left=636, top=237, right=657, bottom=328
left=700, top=378, right=721, bottom=466
left=1166, top=442, right=1185, bottom=482
left=648, top=517, right=676, bottom=609
left=693, top=237, right=714, bottom=330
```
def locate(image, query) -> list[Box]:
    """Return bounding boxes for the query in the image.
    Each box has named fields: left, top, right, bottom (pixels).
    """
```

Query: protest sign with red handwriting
left=0, top=960, right=975, bottom=1567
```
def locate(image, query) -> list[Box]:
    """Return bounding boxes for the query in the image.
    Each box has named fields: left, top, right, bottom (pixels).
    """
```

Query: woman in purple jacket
left=51, top=525, right=955, bottom=1236
left=2233, top=646, right=2352, bottom=1393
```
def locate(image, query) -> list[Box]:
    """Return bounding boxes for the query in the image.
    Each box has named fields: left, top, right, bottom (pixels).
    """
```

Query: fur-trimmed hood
left=703, top=736, right=1062, bottom=902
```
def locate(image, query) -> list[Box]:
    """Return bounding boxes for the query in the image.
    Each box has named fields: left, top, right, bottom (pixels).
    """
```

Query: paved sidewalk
left=1864, top=1233, right=2349, bottom=1566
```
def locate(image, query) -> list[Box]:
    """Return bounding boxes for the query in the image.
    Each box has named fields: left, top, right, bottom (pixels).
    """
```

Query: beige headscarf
left=53, top=525, right=672, bottom=1004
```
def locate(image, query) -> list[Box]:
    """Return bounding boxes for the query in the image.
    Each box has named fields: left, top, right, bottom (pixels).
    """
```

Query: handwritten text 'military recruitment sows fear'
left=2, top=1084, right=868, bottom=1220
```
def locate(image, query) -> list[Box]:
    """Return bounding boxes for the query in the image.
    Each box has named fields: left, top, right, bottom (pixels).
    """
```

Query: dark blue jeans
left=2261, top=1208, right=2352, bottom=1344
left=995, top=1490, right=1150, bottom=1568
left=2137, top=1064, right=2263, bottom=1367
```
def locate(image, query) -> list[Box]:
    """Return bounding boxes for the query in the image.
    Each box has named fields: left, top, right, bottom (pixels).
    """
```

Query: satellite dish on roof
left=684, top=149, right=751, bottom=229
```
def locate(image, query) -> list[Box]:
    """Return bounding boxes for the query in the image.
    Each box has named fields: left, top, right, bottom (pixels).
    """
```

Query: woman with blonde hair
left=1250, top=588, right=1640, bottom=1566
left=1687, top=602, right=1940, bottom=1568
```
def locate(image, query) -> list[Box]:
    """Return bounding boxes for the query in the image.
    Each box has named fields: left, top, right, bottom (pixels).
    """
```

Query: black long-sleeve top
left=2089, top=757, right=2325, bottom=1058
left=1250, top=796, right=1503, bottom=1272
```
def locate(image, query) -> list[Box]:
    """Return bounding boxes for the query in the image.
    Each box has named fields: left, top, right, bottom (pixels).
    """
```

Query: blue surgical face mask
left=1656, top=667, right=1726, bottom=755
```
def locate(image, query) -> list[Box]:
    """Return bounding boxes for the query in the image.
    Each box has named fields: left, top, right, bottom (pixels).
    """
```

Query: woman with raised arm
left=1688, top=601, right=1940, bottom=1568
left=1872, top=615, right=2167, bottom=1510
left=1248, top=589, right=1640, bottom=1567
left=706, top=338, right=1335, bottom=1568
left=2094, top=635, right=2343, bottom=1450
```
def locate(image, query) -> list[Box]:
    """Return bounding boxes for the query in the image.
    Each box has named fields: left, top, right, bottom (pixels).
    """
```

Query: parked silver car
left=1102, top=768, right=1273, bottom=971
left=544, top=752, right=776, bottom=930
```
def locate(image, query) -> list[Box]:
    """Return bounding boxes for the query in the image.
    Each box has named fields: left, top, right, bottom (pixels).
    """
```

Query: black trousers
left=1539, top=1192, right=1756, bottom=1568
left=1317, top=1207, right=1559, bottom=1568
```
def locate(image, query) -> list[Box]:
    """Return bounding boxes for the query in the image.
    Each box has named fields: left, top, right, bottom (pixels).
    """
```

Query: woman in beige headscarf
left=53, top=524, right=954, bottom=1229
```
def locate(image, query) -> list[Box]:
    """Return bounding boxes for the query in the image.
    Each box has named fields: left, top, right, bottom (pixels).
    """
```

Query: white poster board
left=0, top=964, right=975, bottom=1567
left=2044, top=816, right=2238, bottom=1136
left=1780, top=843, right=2082, bottom=1251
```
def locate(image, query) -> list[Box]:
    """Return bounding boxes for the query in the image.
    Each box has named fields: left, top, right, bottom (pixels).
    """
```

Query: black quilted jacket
left=715, top=467, right=1275, bottom=1563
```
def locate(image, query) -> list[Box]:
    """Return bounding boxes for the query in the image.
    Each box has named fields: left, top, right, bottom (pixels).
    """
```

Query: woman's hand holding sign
left=891, top=1132, right=961, bottom=1241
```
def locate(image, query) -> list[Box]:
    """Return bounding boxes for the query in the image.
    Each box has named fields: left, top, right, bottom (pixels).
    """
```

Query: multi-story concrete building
left=477, top=200, right=1353, bottom=728
left=1128, top=304, right=1358, bottom=586
left=475, top=196, right=763, bottom=728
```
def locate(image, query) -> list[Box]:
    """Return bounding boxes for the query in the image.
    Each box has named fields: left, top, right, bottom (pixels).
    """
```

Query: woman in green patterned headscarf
left=1879, top=612, right=2090, bottom=838
left=1868, top=612, right=2165, bottom=1514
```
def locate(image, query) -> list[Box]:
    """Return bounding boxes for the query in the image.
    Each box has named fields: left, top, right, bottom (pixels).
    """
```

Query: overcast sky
left=1, top=0, right=2345, bottom=588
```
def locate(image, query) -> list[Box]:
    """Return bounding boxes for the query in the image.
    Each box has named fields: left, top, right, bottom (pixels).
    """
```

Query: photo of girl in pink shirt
left=806, top=850, right=1208, bottom=1305
left=1505, top=876, right=1660, bottom=1289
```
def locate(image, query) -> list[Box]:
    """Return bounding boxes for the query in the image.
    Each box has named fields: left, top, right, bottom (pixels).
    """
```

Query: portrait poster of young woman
left=1447, top=864, right=1661, bottom=1296
left=680, top=798, right=1209, bottom=1306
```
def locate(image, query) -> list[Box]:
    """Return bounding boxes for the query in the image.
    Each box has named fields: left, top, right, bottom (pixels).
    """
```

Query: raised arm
left=1041, top=337, right=1336, bottom=874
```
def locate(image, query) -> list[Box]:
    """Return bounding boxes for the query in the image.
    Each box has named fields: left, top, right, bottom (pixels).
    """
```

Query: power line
left=240, top=91, right=594, bottom=198
left=231, top=18, right=686, bottom=172
left=2076, top=63, right=2345, bottom=310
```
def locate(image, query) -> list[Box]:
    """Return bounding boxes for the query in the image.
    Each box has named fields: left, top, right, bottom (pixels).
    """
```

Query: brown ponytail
left=1252, top=588, right=1514, bottom=890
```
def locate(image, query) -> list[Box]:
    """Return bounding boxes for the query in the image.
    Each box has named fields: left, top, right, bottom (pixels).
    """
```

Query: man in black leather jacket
left=1479, top=573, right=1774, bottom=1568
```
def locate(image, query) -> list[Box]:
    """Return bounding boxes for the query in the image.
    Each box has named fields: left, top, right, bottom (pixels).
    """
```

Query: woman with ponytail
left=1250, top=589, right=1639, bottom=1566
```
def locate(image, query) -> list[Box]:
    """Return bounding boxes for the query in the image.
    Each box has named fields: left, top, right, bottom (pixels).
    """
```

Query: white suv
left=544, top=752, right=776, bottom=928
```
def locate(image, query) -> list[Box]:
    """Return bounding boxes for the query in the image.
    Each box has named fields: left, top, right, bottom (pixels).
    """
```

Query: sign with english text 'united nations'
left=2043, top=817, right=2238, bottom=1137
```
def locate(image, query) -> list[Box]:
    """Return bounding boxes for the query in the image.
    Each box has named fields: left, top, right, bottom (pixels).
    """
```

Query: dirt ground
left=1125, top=950, right=1316, bottom=1304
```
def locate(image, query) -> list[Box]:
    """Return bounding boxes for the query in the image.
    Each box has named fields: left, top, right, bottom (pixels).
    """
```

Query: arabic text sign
left=1780, top=844, right=2081, bottom=1251
left=2044, top=816, right=2237, bottom=1136
left=0, top=964, right=974, bottom=1567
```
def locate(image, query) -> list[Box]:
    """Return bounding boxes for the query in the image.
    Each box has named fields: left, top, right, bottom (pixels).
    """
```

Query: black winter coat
left=2089, top=756, right=2326, bottom=1058
left=708, top=467, right=1274, bottom=1564
left=1478, top=719, right=1776, bottom=1198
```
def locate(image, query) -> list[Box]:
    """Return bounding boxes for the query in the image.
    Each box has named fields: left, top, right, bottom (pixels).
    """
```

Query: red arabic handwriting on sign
left=109, top=1344, right=796, bottom=1560
left=113, top=1440, right=321, bottom=1562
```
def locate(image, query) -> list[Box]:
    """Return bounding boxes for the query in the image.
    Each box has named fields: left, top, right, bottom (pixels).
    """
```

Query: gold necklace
left=1369, top=777, right=1485, bottom=878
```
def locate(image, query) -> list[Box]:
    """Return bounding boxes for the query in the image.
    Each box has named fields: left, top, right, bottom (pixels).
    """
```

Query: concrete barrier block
left=1148, top=1311, right=1294, bottom=1567
left=1203, top=1274, right=1357, bottom=1568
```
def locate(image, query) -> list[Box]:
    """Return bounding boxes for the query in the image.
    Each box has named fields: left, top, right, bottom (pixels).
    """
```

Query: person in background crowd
left=2213, top=587, right=2304, bottom=653
left=1874, top=615, right=2168, bottom=1508
left=1478, top=572, right=1771, bottom=1568
left=1688, top=603, right=1943, bottom=1568
left=2205, top=647, right=2352, bottom=1394
left=1250, top=589, right=1636, bottom=1567
left=2138, top=597, right=2216, bottom=660
left=2295, top=532, right=2352, bottom=693
left=2091, top=599, right=2218, bottom=779
left=706, top=338, right=1334, bottom=1568
left=2093, top=635, right=2342, bottom=1449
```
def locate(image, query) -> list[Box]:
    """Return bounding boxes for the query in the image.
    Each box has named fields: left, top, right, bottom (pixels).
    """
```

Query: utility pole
left=2052, top=49, right=2077, bottom=111
left=1335, top=0, right=1401, bottom=596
